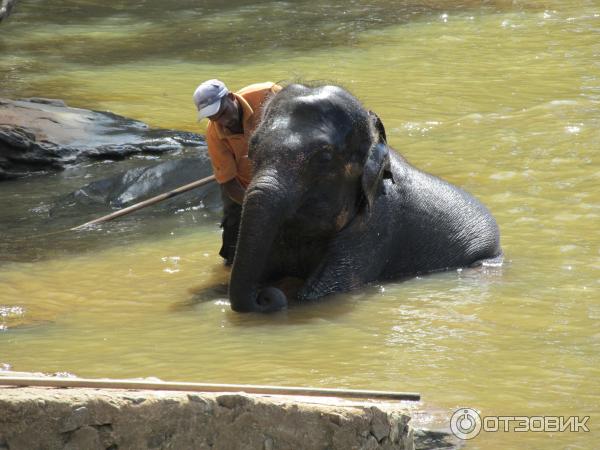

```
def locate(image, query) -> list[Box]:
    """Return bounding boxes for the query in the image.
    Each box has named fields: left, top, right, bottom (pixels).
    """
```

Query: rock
left=264, top=436, right=274, bottom=450
left=51, top=156, right=222, bottom=217
left=371, top=406, right=392, bottom=442
left=363, top=435, right=380, bottom=450
left=62, top=426, right=103, bottom=450
left=0, top=385, right=416, bottom=450
left=60, top=406, right=91, bottom=433
left=0, top=97, right=206, bottom=180
left=216, top=393, right=251, bottom=409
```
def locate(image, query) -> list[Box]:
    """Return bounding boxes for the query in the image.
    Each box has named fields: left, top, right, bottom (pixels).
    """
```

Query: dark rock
left=18, top=98, right=67, bottom=107
left=0, top=97, right=206, bottom=180
left=414, top=428, right=461, bottom=450
left=51, top=156, right=221, bottom=216
left=216, top=394, right=251, bottom=410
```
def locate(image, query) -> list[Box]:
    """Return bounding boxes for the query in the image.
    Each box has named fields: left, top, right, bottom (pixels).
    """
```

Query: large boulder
left=0, top=98, right=206, bottom=180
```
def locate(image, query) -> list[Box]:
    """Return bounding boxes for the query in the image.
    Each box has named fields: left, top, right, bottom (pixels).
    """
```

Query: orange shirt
left=206, top=82, right=282, bottom=187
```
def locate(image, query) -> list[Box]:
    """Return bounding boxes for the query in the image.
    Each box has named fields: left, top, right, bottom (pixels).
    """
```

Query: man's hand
left=223, top=178, right=246, bottom=205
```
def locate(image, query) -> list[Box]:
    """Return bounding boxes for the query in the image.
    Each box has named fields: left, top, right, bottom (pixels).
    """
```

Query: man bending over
left=193, top=79, right=281, bottom=265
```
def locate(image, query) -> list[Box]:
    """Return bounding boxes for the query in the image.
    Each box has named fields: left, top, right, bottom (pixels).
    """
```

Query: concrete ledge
left=0, top=384, right=415, bottom=449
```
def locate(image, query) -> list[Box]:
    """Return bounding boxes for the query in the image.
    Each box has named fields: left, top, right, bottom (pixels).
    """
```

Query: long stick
left=71, top=174, right=217, bottom=230
left=0, top=376, right=420, bottom=402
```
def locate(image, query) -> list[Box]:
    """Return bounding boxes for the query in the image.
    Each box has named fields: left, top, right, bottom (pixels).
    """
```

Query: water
left=1, top=1, right=599, bottom=448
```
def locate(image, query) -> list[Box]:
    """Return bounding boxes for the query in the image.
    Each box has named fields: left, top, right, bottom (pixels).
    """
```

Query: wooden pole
left=71, top=174, right=217, bottom=230
left=0, top=376, right=420, bottom=402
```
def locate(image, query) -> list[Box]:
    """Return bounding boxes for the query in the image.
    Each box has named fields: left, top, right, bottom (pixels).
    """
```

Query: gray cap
left=192, top=79, right=229, bottom=120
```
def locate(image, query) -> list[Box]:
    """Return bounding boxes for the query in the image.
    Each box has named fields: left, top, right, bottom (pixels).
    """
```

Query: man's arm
left=206, top=122, right=243, bottom=204
left=222, top=178, right=245, bottom=205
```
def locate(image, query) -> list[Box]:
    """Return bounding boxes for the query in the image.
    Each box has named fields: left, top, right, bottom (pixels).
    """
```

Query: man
left=193, top=79, right=281, bottom=265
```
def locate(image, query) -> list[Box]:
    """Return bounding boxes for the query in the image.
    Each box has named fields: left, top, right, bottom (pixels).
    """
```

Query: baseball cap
left=192, top=79, right=229, bottom=121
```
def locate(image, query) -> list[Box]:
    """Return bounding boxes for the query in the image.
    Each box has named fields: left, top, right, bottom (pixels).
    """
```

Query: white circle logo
left=450, top=408, right=482, bottom=440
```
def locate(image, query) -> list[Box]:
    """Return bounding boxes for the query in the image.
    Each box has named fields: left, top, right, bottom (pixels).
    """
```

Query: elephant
left=228, top=83, right=501, bottom=313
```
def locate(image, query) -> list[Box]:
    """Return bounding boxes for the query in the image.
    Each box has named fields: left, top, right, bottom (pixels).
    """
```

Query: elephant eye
left=312, top=145, right=335, bottom=165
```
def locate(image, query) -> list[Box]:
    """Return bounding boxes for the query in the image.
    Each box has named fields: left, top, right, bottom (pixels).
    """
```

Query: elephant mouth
left=243, top=277, right=305, bottom=313
left=254, top=287, right=287, bottom=313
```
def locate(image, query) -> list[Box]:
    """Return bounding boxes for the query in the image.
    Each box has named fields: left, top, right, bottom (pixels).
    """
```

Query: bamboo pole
left=0, top=376, right=420, bottom=402
left=71, top=174, right=217, bottom=230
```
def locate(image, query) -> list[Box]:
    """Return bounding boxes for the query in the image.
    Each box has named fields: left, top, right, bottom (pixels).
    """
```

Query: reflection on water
left=1, top=1, right=533, bottom=66
left=1, top=1, right=599, bottom=449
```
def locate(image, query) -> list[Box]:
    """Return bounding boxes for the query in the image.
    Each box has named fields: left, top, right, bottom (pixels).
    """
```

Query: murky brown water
left=1, top=1, right=599, bottom=448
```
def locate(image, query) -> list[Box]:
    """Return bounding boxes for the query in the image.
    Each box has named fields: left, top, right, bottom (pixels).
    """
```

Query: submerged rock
left=52, top=156, right=222, bottom=216
left=0, top=97, right=206, bottom=180
left=414, top=429, right=460, bottom=450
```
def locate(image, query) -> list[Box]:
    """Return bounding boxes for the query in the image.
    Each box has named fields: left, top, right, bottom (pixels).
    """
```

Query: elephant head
left=228, top=84, right=392, bottom=313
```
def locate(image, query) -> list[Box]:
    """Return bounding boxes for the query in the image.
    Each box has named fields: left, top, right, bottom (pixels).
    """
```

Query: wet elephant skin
left=229, top=84, right=501, bottom=313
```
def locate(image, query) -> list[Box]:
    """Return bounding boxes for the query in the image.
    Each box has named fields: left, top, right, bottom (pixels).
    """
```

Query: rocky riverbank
left=0, top=97, right=221, bottom=259
left=0, top=97, right=206, bottom=180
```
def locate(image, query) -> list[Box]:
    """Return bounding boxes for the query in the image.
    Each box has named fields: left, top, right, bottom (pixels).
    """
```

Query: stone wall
left=0, top=385, right=415, bottom=450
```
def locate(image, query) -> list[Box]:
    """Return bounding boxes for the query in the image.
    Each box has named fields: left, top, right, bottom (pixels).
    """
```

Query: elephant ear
left=361, top=111, right=394, bottom=211
left=369, top=109, right=387, bottom=144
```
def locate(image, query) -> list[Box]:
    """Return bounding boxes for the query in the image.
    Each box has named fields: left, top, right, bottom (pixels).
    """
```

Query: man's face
left=208, top=93, right=240, bottom=132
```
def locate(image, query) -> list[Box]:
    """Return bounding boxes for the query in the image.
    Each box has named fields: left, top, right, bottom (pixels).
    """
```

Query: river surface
left=1, top=1, right=599, bottom=448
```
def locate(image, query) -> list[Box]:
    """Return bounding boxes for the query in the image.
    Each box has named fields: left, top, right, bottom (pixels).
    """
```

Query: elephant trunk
left=228, top=170, right=295, bottom=313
